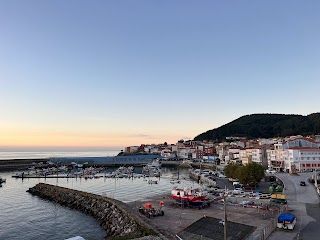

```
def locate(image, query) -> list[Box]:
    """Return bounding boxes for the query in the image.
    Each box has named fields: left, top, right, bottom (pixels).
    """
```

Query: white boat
left=147, top=159, right=162, bottom=168
left=148, top=180, right=158, bottom=184
left=142, top=165, right=161, bottom=177
left=170, top=179, right=181, bottom=184
left=65, top=236, right=85, bottom=240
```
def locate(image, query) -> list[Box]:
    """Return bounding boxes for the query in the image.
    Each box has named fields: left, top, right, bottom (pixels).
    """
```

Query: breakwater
left=27, top=183, right=158, bottom=239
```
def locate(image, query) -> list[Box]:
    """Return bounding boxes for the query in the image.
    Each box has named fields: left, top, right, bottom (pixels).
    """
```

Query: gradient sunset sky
left=1, top=1, right=319, bottom=151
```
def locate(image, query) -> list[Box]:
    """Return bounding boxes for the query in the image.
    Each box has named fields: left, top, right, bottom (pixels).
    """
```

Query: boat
left=0, top=177, right=6, bottom=184
left=142, top=165, right=161, bottom=177
left=171, top=187, right=207, bottom=206
left=148, top=180, right=158, bottom=184
left=65, top=236, right=85, bottom=240
left=170, top=179, right=181, bottom=184
left=147, top=159, right=162, bottom=168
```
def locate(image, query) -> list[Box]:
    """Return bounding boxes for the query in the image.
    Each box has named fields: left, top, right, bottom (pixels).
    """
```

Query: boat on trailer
left=171, top=187, right=207, bottom=206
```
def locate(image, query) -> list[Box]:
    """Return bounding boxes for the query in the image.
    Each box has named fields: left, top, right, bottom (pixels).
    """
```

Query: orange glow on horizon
left=0, top=128, right=182, bottom=149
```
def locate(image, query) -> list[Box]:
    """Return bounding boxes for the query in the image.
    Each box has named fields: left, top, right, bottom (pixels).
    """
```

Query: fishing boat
left=171, top=187, right=207, bottom=206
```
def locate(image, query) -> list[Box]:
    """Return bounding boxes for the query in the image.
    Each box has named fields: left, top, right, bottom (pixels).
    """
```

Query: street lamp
left=223, top=192, right=227, bottom=240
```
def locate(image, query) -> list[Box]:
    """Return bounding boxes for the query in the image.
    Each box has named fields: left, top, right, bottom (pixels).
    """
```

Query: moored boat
left=170, top=179, right=181, bottom=184
left=148, top=180, right=158, bottom=184
left=0, top=177, right=6, bottom=184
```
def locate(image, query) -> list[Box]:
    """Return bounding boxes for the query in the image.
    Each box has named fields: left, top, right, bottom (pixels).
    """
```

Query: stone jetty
left=27, top=183, right=159, bottom=239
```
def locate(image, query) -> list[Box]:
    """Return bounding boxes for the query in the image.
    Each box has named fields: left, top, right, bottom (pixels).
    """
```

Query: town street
left=267, top=172, right=320, bottom=240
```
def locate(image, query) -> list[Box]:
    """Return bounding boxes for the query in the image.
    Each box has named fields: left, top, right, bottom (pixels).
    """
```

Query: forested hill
left=194, top=113, right=320, bottom=141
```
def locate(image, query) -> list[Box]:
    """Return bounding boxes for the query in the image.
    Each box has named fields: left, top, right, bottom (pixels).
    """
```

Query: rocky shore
left=27, top=183, right=160, bottom=240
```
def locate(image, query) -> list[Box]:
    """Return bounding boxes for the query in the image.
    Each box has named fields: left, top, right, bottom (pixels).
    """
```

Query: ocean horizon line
left=0, top=150, right=122, bottom=160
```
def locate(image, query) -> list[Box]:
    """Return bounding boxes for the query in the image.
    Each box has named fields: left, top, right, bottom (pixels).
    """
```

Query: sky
left=0, top=1, right=320, bottom=151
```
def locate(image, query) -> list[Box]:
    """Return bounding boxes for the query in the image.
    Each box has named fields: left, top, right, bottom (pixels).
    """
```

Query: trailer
left=277, top=213, right=296, bottom=230
left=139, top=202, right=164, bottom=218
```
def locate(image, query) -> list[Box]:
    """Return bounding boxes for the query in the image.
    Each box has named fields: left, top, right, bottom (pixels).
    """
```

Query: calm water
left=0, top=150, right=121, bottom=160
left=0, top=167, right=197, bottom=240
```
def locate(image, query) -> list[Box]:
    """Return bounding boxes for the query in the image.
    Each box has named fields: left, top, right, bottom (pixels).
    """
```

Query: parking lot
left=130, top=196, right=277, bottom=240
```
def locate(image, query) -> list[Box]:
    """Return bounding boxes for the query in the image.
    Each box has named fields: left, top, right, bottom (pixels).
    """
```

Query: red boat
left=171, top=187, right=207, bottom=206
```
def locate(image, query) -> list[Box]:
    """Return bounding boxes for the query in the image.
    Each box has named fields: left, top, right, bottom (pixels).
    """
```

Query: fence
left=250, top=217, right=277, bottom=240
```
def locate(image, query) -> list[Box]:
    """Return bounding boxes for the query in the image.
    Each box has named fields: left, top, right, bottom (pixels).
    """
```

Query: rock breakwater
left=27, top=183, right=157, bottom=239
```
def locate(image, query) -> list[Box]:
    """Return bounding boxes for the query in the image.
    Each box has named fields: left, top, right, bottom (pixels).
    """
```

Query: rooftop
left=177, top=216, right=256, bottom=240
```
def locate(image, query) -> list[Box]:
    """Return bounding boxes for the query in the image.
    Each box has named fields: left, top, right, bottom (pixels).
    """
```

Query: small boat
left=65, top=236, right=85, bottom=240
left=170, top=179, right=180, bottom=184
left=148, top=180, right=158, bottom=184
left=0, top=177, right=6, bottom=184
left=147, top=159, right=162, bottom=168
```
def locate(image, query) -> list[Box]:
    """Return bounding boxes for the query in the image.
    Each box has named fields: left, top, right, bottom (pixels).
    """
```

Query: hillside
left=194, top=113, right=320, bottom=141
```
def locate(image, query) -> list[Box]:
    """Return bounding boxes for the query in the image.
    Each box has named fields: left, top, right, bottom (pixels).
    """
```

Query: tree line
left=194, top=113, right=320, bottom=141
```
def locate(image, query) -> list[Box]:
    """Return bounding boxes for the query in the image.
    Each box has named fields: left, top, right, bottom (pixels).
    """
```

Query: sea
left=0, top=151, right=198, bottom=240
left=0, top=150, right=121, bottom=160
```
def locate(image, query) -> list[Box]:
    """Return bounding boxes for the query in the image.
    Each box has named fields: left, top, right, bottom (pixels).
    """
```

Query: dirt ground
left=128, top=193, right=276, bottom=240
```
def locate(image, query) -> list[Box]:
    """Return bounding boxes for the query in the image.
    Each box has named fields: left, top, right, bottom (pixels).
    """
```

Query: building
left=239, top=147, right=253, bottom=165
left=192, top=150, right=204, bottom=159
left=252, top=146, right=268, bottom=168
left=285, top=147, right=320, bottom=172
left=177, top=216, right=256, bottom=240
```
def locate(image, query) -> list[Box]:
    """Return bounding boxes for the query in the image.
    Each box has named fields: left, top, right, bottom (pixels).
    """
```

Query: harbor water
left=0, top=166, right=197, bottom=240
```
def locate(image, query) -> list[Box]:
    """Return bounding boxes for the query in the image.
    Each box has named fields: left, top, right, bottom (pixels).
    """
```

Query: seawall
left=27, top=183, right=159, bottom=239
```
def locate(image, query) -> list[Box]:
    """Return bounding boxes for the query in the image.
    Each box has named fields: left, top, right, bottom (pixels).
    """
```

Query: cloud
left=127, top=134, right=158, bottom=139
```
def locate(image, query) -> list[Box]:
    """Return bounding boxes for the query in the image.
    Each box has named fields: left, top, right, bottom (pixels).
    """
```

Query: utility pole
left=224, top=190, right=227, bottom=240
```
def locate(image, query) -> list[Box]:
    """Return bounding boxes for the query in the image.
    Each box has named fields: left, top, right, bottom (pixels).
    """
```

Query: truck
left=277, top=213, right=296, bottom=230
left=270, top=193, right=287, bottom=204
left=271, top=193, right=286, bottom=199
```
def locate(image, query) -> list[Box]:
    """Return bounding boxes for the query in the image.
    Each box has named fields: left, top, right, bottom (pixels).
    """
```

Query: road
left=267, top=172, right=320, bottom=240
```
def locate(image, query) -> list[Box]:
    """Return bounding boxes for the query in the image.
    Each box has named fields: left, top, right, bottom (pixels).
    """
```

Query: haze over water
left=0, top=150, right=121, bottom=160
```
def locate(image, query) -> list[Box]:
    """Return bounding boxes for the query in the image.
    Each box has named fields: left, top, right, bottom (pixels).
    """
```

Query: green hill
left=194, top=113, right=320, bottom=141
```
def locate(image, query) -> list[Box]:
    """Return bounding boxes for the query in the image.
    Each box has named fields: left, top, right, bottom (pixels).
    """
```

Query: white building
left=285, top=148, right=320, bottom=172
left=252, top=146, right=268, bottom=168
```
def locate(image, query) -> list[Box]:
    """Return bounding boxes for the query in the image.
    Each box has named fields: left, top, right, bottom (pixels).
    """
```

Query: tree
left=224, top=163, right=240, bottom=179
left=237, top=163, right=265, bottom=185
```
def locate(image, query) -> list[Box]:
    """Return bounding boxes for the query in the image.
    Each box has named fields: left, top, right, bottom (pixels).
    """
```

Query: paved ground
left=128, top=191, right=277, bottom=239
left=128, top=172, right=320, bottom=240
left=267, top=172, right=320, bottom=240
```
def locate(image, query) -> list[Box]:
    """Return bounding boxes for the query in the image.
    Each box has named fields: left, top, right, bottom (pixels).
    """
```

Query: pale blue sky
left=0, top=1, right=319, bottom=150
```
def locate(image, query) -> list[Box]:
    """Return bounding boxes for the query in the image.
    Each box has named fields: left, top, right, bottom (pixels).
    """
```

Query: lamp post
left=223, top=188, right=228, bottom=240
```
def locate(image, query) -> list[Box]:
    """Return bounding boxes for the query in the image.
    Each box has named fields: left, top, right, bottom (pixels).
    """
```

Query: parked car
left=300, top=181, right=306, bottom=186
left=266, top=169, right=277, bottom=174
left=270, top=198, right=287, bottom=205
left=239, top=200, right=255, bottom=207
left=242, top=183, right=258, bottom=190
left=207, top=176, right=216, bottom=181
